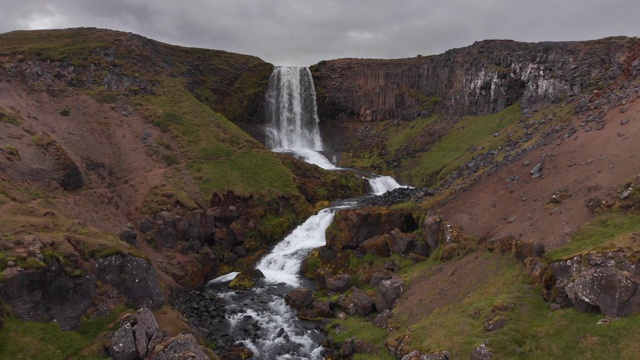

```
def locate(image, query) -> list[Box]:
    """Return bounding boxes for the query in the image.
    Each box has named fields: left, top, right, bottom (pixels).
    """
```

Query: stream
left=177, top=66, right=407, bottom=359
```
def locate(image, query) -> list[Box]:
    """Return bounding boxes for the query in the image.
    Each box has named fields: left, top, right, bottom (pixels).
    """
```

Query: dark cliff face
left=311, top=37, right=640, bottom=122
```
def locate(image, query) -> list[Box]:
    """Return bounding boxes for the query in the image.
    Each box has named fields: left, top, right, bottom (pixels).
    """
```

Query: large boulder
left=109, top=322, right=137, bottom=360
left=337, top=288, right=375, bottom=316
left=285, top=288, right=313, bottom=309
left=96, top=254, right=164, bottom=309
left=389, top=229, right=416, bottom=255
left=374, top=278, right=404, bottom=312
left=228, top=269, right=264, bottom=290
left=316, top=268, right=352, bottom=292
left=550, top=251, right=640, bottom=316
left=358, top=234, right=391, bottom=257
left=0, top=258, right=95, bottom=330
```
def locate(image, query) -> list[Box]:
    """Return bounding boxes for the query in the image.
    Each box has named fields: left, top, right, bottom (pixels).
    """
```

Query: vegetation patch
left=408, top=104, right=522, bottom=186
left=0, top=306, right=125, bottom=360
left=547, top=212, right=640, bottom=261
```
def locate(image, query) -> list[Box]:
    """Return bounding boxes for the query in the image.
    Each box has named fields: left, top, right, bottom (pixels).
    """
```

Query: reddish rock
left=285, top=288, right=313, bottom=309
left=337, top=288, right=375, bottom=316
left=358, top=234, right=391, bottom=257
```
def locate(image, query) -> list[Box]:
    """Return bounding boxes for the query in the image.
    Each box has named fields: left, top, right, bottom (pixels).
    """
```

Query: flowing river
left=185, top=66, right=406, bottom=359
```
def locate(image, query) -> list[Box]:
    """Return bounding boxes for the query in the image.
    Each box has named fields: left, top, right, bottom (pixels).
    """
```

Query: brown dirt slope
left=440, top=98, right=640, bottom=249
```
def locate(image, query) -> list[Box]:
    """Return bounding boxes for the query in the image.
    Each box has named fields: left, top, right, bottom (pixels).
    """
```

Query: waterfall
left=368, top=175, right=407, bottom=195
left=199, top=66, right=411, bottom=360
left=265, top=66, right=339, bottom=169
left=256, top=208, right=336, bottom=286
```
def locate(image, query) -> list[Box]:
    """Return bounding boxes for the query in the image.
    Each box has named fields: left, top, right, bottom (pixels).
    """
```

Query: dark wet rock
left=470, top=343, right=493, bottom=360
left=0, top=258, right=95, bottom=330
left=362, top=187, right=434, bottom=207
left=96, top=254, right=164, bottom=309
left=550, top=251, right=640, bottom=316
left=374, top=278, right=404, bottom=312
left=228, top=269, right=264, bottom=290
left=371, top=309, right=394, bottom=328
left=285, top=288, right=313, bottom=309
left=109, top=322, right=137, bottom=360
left=338, top=288, right=375, bottom=316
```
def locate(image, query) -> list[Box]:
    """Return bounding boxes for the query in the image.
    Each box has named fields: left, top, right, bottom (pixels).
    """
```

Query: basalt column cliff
left=312, top=38, right=640, bottom=122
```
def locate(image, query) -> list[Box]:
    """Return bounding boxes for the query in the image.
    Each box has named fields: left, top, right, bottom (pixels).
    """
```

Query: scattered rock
left=371, top=309, right=394, bottom=328
left=470, top=342, right=493, bottom=360
left=374, top=278, right=404, bottom=312
left=285, top=288, right=313, bottom=309
left=338, top=288, right=375, bottom=316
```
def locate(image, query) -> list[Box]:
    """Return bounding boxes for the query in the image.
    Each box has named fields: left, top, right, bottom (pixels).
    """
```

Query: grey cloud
left=0, top=0, right=639, bottom=66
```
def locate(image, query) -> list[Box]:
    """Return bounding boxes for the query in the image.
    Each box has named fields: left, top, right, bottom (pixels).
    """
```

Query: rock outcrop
left=550, top=250, right=640, bottom=316
left=312, top=37, right=640, bottom=122
left=0, top=258, right=94, bottom=330
left=108, top=307, right=210, bottom=360
left=96, top=254, right=164, bottom=309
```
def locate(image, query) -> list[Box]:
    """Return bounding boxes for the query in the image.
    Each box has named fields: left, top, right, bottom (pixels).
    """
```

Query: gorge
left=0, top=28, right=640, bottom=360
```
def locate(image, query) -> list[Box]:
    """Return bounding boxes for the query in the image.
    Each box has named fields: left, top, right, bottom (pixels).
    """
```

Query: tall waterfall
left=265, top=66, right=323, bottom=151
left=265, top=66, right=338, bottom=169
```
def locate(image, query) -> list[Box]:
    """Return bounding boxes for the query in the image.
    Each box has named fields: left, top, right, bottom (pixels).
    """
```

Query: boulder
left=422, top=215, right=443, bottom=251
left=119, top=227, right=138, bottom=245
left=550, top=251, right=640, bottom=316
left=370, top=271, right=392, bottom=287
left=151, top=333, right=210, bottom=360
left=228, top=269, right=264, bottom=290
left=96, top=255, right=164, bottom=309
left=371, top=309, right=393, bottom=328
left=285, top=288, right=313, bottom=309
left=0, top=258, right=95, bottom=330
left=374, top=278, right=404, bottom=312
left=326, top=274, right=352, bottom=292
left=389, top=229, right=416, bottom=255
left=109, top=322, right=137, bottom=360
left=337, top=288, right=375, bottom=316
left=470, top=343, right=493, bottom=360
left=358, top=234, right=391, bottom=257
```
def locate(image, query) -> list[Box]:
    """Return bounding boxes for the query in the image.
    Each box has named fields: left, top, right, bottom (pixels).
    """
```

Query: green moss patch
left=547, top=212, right=640, bottom=261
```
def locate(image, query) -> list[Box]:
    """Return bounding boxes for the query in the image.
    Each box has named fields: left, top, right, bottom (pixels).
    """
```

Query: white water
left=207, top=66, right=409, bottom=359
left=265, top=66, right=323, bottom=151
left=368, top=175, right=407, bottom=195
left=257, top=207, right=337, bottom=286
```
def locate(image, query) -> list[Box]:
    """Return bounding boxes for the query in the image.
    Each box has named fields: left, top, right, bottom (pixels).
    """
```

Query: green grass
left=0, top=307, right=125, bottom=360
left=408, top=104, right=522, bottom=186
left=386, top=116, right=438, bottom=153
left=547, top=212, right=640, bottom=261
left=143, top=80, right=298, bottom=198
left=328, top=317, right=395, bottom=359
left=390, top=252, right=640, bottom=359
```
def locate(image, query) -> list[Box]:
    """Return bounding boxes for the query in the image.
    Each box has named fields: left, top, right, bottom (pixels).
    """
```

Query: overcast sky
left=1, top=0, right=639, bottom=66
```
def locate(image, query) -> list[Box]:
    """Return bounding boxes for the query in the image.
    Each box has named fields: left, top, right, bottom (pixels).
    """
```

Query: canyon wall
left=312, top=37, right=640, bottom=121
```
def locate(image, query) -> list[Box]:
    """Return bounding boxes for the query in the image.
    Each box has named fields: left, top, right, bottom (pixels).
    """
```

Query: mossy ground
left=0, top=306, right=125, bottom=360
